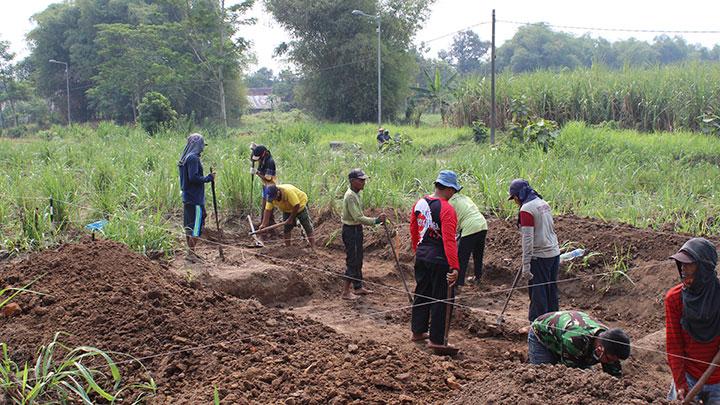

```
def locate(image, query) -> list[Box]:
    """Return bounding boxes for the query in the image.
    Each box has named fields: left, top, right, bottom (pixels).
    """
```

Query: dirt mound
left=450, top=362, right=669, bottom=404
left=0, top=239, right=471, bottom=403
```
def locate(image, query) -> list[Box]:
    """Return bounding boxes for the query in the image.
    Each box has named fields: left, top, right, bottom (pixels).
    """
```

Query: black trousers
left=411, top=259, right=449, bottom=345
left=458, top=230, right=487, bottom=285
left=342, top=225, right=364, bottom=289
left=527, top=255, right=560, bottom=321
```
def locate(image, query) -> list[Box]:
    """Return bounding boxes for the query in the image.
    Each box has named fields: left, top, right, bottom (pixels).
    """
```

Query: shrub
left=138, top=92, right=177, bottom=135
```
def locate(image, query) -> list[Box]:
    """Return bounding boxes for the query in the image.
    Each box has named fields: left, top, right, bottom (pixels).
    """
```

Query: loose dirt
left=1, top=211, right=697, bottom=403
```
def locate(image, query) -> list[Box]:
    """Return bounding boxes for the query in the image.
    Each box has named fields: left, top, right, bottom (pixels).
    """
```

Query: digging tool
left=210, top=168, right=225, bottom=261
left=682, top=348, right=720, bottom=404
left=496, top=266, right=523, bottom=327
left=250, top=221, right=286, bottom=235
left=383, top=222, right=413, bottom=304
left=247, top=215, right=264, bottom=247
left=432, top=284, right=460, bottom=356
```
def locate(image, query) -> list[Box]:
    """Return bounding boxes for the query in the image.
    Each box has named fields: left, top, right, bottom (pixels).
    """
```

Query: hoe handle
left=497, top=266, right=523, bottom=324
left=683, top=348, right=720, bottom=404
left=384, top=222, right=413, bottom=304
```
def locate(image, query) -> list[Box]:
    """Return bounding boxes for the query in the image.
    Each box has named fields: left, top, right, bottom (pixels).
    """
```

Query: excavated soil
left=2, top=211, right=703, bottom=403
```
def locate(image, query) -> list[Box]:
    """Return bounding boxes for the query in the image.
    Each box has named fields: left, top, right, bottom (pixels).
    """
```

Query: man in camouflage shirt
left=528, top=311, right=631, bottom=377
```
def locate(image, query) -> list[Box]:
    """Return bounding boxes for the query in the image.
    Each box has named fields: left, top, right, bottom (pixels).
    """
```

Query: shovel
left=496, top=266, right=523, bottom=327
left=432, top=284, right=460, bottom=356
left=383, top=222, right=413, bottom=304
left=210, top=169, right=225, bottom=261
left=246, top=215, right=264, bottom=248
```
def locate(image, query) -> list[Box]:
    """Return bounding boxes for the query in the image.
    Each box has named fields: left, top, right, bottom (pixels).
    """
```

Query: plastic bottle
left=560, top=248, right=585, bottom=263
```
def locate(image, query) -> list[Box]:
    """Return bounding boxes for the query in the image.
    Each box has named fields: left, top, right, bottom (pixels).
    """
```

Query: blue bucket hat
left=266, top=185, right=280, bottom=200
left=435, top=170, right=462, bottom=191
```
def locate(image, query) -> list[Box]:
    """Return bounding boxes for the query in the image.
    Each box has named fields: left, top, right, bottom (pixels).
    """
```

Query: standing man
left=251, top=144, right=277, bottom=226
left=508, top=178, right=560, bottom=321
left=410, top=170, right=460, bottom=349
left=260, top=184, right=315, bottom=249
left=528, top=310, right=631, bottom=377
left=341, top=169, right=386, bottom=300
left=178, top=133, right=215, bottom=261
left=666, top=238, right=720, bottom=402
left=449, top=189, right=488, bottom=286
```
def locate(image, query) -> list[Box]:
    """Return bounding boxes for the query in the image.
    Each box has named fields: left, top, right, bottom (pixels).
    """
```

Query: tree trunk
left=131, top=94, right=137, bottom=123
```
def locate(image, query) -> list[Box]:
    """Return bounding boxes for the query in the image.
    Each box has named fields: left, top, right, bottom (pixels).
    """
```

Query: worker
left=528, top=310, right=631, bottom=377
left=666, top=238, right=720, bottom=402
left=340, top=169, right=386, bottom=300
left=448, top=186, right=488, bottom=286
left=410, top=170, right=460, bottom=350
left=178, top=133, right=215, bottom=261
left=377, top=127, right=390, bottom=147
left=250, top=144, right=277, bottom=226
left=508, top=178, right=560, bottom=321
left=260, top=184, right=315, bottom=249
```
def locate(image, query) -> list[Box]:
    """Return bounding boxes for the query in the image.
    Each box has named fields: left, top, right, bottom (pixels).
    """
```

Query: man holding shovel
left=508, top=178, right=560, bottom=321
left=258, top=184, right=315, bottom=249
left=409, top=170, right=460, bottom=351
left=340, top=169, right=386, bottom=300
left=178, top=133, right=215, bottom=261
left=250, top=145, right=277, bottom=227
left=666, top=238, right=720, bottom=403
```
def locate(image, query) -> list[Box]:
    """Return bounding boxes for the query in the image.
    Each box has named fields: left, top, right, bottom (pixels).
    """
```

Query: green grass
left=2, top=116, right=720, bottom=255
left=454, top=62, right=720, bottom=132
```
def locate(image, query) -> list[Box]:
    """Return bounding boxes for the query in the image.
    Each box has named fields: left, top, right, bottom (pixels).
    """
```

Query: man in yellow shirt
left=259, top=184, right=315, bottom=249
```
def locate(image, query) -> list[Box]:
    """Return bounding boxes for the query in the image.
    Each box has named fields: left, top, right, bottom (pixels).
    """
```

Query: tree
left=0, top=39, right=32, bottom=128
left=447, top=30, right=490, bottom=74
left=265, top=0, right=434, bottom=123
left=411, top=66, right=457, bottom=125
left=27, top=0, right=254, bottom=124
left=138, top=91, right=177, bottom=135
left=246, top=67, right=274, bottom=88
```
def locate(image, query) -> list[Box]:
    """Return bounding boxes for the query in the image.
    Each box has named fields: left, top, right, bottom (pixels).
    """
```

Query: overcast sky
left=3, top=0, right=720, bottom=73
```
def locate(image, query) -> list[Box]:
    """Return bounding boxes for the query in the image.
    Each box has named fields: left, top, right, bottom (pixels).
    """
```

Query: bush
left=138, top=92, right=177, bottom=135
left=471, top=120, right=489, bottom=143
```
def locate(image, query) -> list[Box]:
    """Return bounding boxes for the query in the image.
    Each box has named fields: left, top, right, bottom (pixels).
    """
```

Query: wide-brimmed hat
left=435, top=170, right=462, bottom=191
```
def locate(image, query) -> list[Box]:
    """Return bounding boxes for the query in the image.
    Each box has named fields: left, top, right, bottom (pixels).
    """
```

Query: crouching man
left=528, top=310, right=631, bottom=377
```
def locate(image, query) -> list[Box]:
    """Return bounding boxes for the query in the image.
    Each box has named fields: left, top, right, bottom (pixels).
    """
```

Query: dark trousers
left=342, top=225, right=364, bottom=289
left=458, top=230, right=487, bottom=285
left=527, top=255, right=560, bottom=321
left=411, top=259, right=449, bottom=345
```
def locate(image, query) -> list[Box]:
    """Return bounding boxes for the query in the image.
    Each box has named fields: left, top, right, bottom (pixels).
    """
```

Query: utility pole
left=490, top=9, right=496, bottom=145
left=352, top=9, right=382, bottom=128
left=218, top=0, right=228, bottom=136
left=49, top=59, right=71, bottom=125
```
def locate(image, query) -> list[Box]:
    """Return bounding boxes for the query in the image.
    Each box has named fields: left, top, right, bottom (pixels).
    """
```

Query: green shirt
left=341, top=188, right=376, bottom=226
left=531, top=311, right=622, bottom=377
left=448, top=194, right=487, bottom=237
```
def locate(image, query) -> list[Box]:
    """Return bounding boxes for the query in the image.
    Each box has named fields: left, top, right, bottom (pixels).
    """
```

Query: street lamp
left=49, top=59, right=71, bottom=125
left=351, top=9, right=381, bottom=128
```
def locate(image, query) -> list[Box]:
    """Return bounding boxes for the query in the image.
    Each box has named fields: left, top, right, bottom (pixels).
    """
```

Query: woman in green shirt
left=448, top=183, right=488, bottom=286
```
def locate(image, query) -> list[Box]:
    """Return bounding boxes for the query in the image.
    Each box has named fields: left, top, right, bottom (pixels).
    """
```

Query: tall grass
left=2, top=118, right=720, bottom=256
left=454, top=62, right=720, bottom=132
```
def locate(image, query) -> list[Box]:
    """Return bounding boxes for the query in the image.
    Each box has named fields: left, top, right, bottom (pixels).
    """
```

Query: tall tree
left=265, top=0, right=434, bottom=122
left=447, top=30, right=490, bottom=74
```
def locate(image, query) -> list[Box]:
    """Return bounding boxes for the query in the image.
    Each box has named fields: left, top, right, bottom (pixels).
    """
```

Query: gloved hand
left=250, top=167, right=257, bottom=175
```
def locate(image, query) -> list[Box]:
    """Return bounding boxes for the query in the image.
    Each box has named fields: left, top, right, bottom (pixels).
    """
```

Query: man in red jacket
left=410, top=170, right=460, bottom=350
left=666, top=237, right=720, bottom=402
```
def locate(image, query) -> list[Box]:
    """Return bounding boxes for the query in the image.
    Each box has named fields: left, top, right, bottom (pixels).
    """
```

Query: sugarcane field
left=4, top=1, right=720, bottom=404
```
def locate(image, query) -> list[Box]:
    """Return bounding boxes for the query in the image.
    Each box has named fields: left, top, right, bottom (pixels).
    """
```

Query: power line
left=498, top=19, right=720, bottom=35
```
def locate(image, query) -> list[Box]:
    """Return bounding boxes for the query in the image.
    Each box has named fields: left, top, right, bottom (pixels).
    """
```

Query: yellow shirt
left=265, top=184, right=308, bottom=213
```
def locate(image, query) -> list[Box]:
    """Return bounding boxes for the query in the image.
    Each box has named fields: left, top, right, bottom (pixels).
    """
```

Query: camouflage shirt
left=531, top=311, right=622, bottom=377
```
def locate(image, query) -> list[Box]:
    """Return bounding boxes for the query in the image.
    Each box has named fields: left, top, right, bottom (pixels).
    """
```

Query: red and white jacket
left=410, top=195, right=459, bottom=269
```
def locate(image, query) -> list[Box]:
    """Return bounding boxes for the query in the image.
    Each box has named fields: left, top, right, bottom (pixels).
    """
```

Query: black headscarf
left=677, top=238, right=720, bottom=342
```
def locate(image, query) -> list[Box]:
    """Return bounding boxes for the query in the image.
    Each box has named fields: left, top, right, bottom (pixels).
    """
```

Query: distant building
left=247, top=87, right=273, bottom=112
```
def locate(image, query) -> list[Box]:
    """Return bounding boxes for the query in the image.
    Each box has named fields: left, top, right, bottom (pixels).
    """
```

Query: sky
left=3, top=0, right=720, bottom=73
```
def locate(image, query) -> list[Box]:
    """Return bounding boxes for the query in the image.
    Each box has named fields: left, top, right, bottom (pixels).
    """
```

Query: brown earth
left=1, top=211, right=699, bottom=403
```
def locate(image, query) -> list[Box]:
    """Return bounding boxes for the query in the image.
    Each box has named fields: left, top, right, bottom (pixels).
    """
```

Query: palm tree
left=410, top=67, right=457, bottom=126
